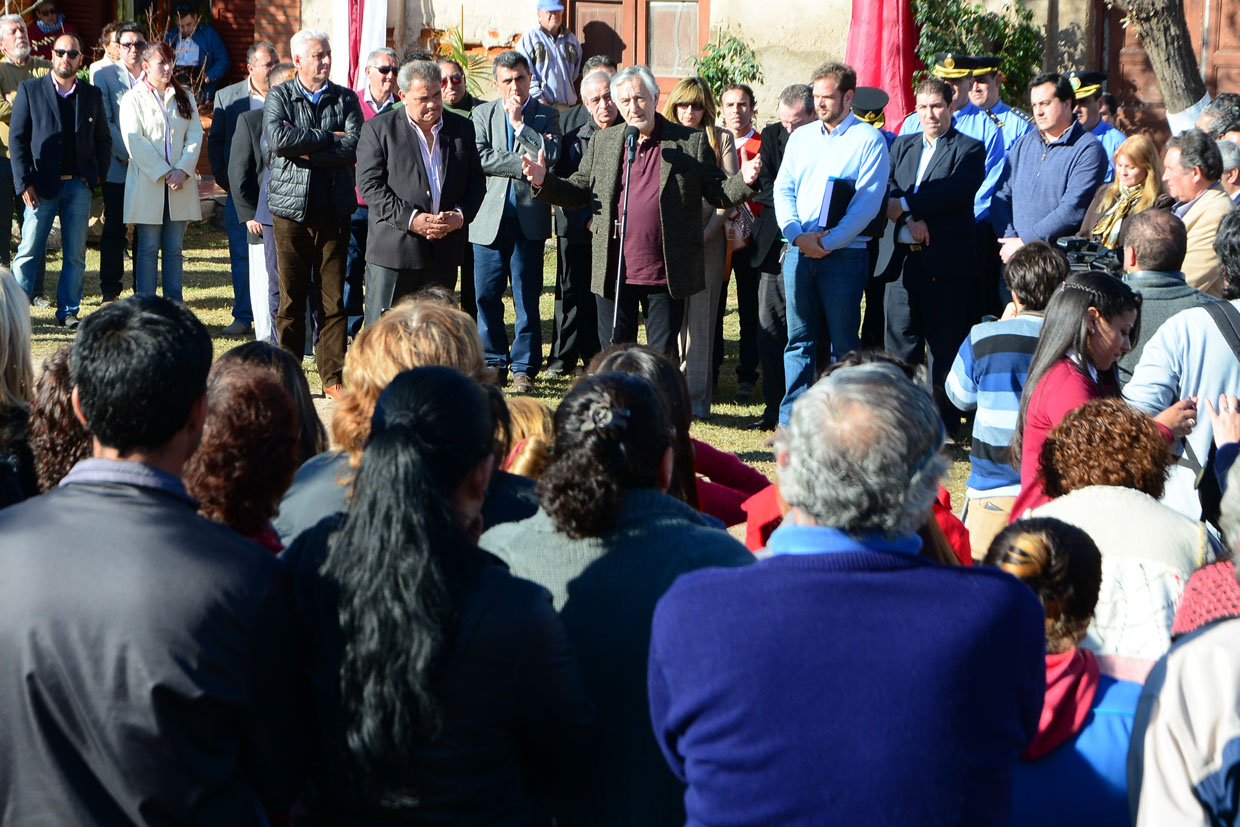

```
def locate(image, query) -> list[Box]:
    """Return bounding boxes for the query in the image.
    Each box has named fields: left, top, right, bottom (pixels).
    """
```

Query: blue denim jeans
left=135, top=197, right=188, bottom=303
left=344, top=204, right=367, bottom=336
left=779, top=245, right=869, bottom=425
left=224, top=194, right=252, bottom=323
left=13, top=177, right=92, bottom=320
left=473, top=222, right=545, bottom=377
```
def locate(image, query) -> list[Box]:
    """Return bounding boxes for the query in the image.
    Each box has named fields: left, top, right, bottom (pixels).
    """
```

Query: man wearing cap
left=1067, top=70, right=1126, bottom=182
left=515, top=0, right=581, bottom=109
left=853, top=85, right=896, bottom=347
left=967, top=57, right=1034, bottom=154
left=991, top=73, right=1107, bottom=263
left=853, top=86, right=896, bottom=148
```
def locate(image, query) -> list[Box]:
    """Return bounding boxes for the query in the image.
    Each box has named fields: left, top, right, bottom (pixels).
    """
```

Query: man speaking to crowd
left=521, top=65, right=760, bottom=355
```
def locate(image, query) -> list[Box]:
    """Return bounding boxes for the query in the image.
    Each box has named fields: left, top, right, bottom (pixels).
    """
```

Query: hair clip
left=580, top=401, right=630, bottom=435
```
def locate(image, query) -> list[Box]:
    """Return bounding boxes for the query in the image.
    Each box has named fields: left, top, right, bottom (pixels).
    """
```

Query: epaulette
left=1009, top=106, right=1033, bottom=124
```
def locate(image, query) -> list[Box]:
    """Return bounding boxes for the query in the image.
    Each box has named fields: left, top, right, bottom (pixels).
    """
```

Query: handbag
left=726, top=202, right=753, bottom=251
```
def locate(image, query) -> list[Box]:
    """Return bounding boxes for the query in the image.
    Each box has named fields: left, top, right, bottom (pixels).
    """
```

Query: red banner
left=844, top=0, right=922, bottom=128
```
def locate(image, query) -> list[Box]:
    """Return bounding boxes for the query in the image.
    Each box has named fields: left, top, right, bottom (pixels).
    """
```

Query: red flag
left=348, top=0, right=365, bottom=89
left=844, top=0, right=922, bottom=128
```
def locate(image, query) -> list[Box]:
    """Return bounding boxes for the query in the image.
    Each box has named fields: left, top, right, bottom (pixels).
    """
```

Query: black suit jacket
left=886, top=126, right=986, bottom=282
left=749, top=120, right=790, bottom=273
left=208, top=77, right=254, bottom=192
left=356, top=108, right=485, bottom=270
left=228, top=109, right=267, bottom=241
left=9, top=74, right=110, bottom=199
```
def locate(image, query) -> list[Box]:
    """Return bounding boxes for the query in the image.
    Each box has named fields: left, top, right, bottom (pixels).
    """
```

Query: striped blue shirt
left=945, top=313, right=1044, bottom=495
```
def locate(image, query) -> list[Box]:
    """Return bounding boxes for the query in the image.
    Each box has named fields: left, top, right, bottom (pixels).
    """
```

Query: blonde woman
left=663, top=77, right=738, bottom=419
left=1079, top=134, right=1173, bottom=249
left=119, top=40, right=202, bottom=302
left=0, top=269, right=35, bottom=504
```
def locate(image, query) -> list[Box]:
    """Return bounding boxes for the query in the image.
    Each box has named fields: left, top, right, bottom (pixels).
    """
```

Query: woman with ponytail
left=482, top=372, right=752, bottom=826
left=284, top=366, right=597, bottom=822
left=119, top=39, right=202, bottom=302
left=984, top=518, right=1140, bottom=827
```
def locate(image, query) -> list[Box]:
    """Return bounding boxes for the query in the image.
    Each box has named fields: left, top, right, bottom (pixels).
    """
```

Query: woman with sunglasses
left=118, top=40, right=202, bottom=304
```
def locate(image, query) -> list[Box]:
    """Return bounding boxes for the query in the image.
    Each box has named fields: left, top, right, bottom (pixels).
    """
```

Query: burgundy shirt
left=619, top=121, right=665, bottom=286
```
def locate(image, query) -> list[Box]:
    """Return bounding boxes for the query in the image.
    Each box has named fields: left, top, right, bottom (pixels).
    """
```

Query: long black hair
left=587, top=344, right=700, bottom=509
left=322, top=366, right=503, bottom=802
left=538, top=371, right=672, bottom=538
left=1011, top=272, right=1141, bottom=468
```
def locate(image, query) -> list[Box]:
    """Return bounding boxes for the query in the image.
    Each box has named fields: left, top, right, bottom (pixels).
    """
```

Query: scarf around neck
left=36, top=14, right=64, bottom=35
left=1023, top=646, right=1101, bottom=760
left=1092, top=184, right=1143, bottom=249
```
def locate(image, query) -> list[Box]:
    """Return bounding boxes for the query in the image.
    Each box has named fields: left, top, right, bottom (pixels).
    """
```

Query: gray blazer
left=93, top=63, right=133, bottom=184
left=469, top=96, right=560, bottom=246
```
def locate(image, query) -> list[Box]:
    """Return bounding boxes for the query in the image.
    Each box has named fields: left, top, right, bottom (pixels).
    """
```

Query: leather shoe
left=322, top=383, right=344, bottom=401
left=512, top=374, right=534, bottom=394
left=747, top=416, right=776, bottom=431
left=101, top=293, right=118, bottom=303
left=58, top=314, right=79, bottom=330
left=220, top=320, right=253, bottom=336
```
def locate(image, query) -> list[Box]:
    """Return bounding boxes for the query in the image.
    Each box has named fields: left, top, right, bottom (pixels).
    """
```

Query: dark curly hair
left=586, top=344, right=699, bottom=509
left=984, top=517, right=1102, bottom=653
left=182, top=360, right=300, bottom=537
left=538, top=371, right=672, bottom=539
left=216, top=341, right=327, bottom=465
left=1039, top=397, right=1173, bottom=499
left=27, top=347, right=91, bottom=492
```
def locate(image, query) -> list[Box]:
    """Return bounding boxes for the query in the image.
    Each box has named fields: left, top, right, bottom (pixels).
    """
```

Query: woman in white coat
left=119, top=40, right=202, bottom=302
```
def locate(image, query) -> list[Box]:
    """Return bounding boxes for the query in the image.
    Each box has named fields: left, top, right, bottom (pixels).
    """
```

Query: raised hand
left=741, top=152, right=762, bottom=185
left=522, top=146, right=547, bottom=188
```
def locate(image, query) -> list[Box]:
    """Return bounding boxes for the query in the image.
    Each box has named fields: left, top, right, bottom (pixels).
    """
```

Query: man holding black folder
left=774, top=61, right=890, bottom=426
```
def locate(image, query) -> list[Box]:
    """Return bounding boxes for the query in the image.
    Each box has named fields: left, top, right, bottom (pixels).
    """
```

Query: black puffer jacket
left=262, top=79, right=363, bottom=223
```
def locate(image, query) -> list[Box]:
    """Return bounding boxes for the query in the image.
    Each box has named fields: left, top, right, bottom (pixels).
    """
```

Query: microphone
left=624, top=125, right=639, bottom=163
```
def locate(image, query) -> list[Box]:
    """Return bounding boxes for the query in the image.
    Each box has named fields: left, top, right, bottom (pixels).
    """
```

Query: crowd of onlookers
left=5, top=2, right=1240, bottom=825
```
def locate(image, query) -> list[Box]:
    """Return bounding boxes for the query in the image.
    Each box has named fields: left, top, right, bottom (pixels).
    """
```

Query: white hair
left=1219, top=139, right=1240, bottom=174
left=366, top=47, right=397, bottom=68
left=580, top=69, right=611, bottom=99
left=610, top=65, right=659, bottom=105
left=290, top=29, right=330, bottom=60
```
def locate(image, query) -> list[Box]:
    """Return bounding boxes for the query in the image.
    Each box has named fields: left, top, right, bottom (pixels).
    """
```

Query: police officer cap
left=1065, top=71, right=1108, bottom=100
left=852, top=86, right=889, bottom=115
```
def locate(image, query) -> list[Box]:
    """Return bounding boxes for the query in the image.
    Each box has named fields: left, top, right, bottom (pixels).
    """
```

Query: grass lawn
left=27, top=221, right=973, bottom=505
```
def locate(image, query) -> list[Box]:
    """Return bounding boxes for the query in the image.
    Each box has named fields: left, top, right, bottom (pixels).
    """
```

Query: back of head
left=1202, top=93, right=1240, bottom=138
left=217, top=341, right=327, bottom=464
left=326, top=366, right=501, bottom=802
left=587, top=344, right=698, bottom=508
left=1003, top=242, right=1071, bottom=311
left=1014, top=272, right=1142, bottom=466
left=1040, top=396, right=1172, bottom=499
left=1122, top=208, right=1188, bottom=272
left=984, top=517, right=1102, bottom=653
left=183, top=360, right=300, bottom=537
left=1218, top=139, right=1240, bottom=175
left=777, top=363, right=947, bottom=538
left=333, top=301, right=486, bottom=467
left=27, top=347, right=90, bottom=492
left=71, top=295, right=212, bottom=453
left=1215, top=208, right=1240, bottom=300
left=0, top=269, right=31, bottom=411
left=538, top=371, right=671, bottom=539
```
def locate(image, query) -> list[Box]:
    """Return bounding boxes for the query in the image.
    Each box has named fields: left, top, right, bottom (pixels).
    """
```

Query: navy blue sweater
left=648, top=548, right=1046, bottom=826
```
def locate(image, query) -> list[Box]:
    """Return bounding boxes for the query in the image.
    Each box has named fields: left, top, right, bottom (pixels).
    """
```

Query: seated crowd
left=4, top=11, right=1240, bottom=827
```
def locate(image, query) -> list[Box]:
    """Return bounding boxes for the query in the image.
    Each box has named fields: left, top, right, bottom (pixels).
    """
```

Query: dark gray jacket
left=262, top=78, right=363, bottom=223
left=1120, top=269, right=1218, bottom=383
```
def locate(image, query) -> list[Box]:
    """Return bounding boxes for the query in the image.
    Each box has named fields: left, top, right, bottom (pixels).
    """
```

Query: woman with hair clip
left=985, top=517, right=1140, bottom=827
left=283, top=366, right=597, bottom=823
left=1078, top=134, right=1174, bottom=248
left=1010, top=272, right=1196, bottom=518
left=663, top=77, right=739, bottom=419
left=481, top=371, right=752, bottom=826
left=119, top=39, right=202, bottom=302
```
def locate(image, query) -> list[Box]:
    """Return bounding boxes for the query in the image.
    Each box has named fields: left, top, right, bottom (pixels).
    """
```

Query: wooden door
left=574, top=0, right=635, bottom=67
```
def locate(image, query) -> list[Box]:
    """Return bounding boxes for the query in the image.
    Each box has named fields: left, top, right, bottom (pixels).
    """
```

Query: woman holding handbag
left=119, top=40, right=202, bottom=302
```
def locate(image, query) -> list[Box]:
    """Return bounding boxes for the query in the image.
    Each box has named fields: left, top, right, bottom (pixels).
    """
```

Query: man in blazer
left=9, top=34, right=109, bottom=327
left=883, top=77, right=986, bottom=425
left=470, top=50, right=560, bottom=393
left=94, top=21, right=144, bottom=302
left=1163, top=128, right=1235, bottom=297
left=208, top=40, right=277, bottom=335
left=357, top=59, right=485, bottom=325
left=524, top=65, right=759, bottom=357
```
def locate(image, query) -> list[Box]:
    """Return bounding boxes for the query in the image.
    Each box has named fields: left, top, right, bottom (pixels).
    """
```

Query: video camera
left=1055, top=237, right=1122, bottom=278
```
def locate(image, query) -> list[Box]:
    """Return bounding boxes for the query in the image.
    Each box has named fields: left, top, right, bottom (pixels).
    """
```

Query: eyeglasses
left=119, top=40, right=145, bottom=50
left=442, top=75, right=464, bottom=86
left=372, top=65, right=397, bottom=75
left=52, top=48, right=80, bottom=59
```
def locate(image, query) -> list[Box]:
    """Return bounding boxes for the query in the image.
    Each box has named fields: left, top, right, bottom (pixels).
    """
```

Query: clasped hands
left=165, top=169, right=189, bottom=192
left=411, top=210, right=463, bottom=240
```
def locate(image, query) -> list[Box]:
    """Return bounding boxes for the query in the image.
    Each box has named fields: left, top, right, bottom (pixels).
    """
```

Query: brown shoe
left=323, top=383, right=344, bottom=400
left=512, top=374, right=534, bottom=394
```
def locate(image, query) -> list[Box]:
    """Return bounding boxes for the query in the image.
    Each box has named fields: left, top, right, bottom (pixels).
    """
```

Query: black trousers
left=713, top=254, right=761, bottom=383
left=363, top=260, right=457, bottom=328
left=884, top=252, right=971, bottom=427
left=860, top=236, right=886, bottom=348
left=99, top=181, right=134, bottom=297
left=548, top=236, right=599, bottom=371
left=458, top=242, right=476, bottom=319
left=595, top=283, right=683, bottom=359
left=757, top=271, right=787, bottom=424
left=973, top=220, right=1004, bottom=322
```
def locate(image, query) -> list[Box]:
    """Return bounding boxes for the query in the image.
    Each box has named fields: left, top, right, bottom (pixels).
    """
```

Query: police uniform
left=853, top=86, right=895, bottom=347
left=969, top=56, right=1034, bottom=154
left=1067, top=70, right=1126, bottom=183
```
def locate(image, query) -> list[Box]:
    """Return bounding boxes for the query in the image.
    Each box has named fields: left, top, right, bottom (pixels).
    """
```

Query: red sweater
left=692, top=438, right=769, bottom=526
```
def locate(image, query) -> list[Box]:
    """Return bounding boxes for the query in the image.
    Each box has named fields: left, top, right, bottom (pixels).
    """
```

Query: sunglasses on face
left=442, top=75, right=464, bottom=86
left=120, top=40, right=144, bottom=50
left=373, top=65, right=397, bottom=75
left=53, top=48, right=80, bottom=59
